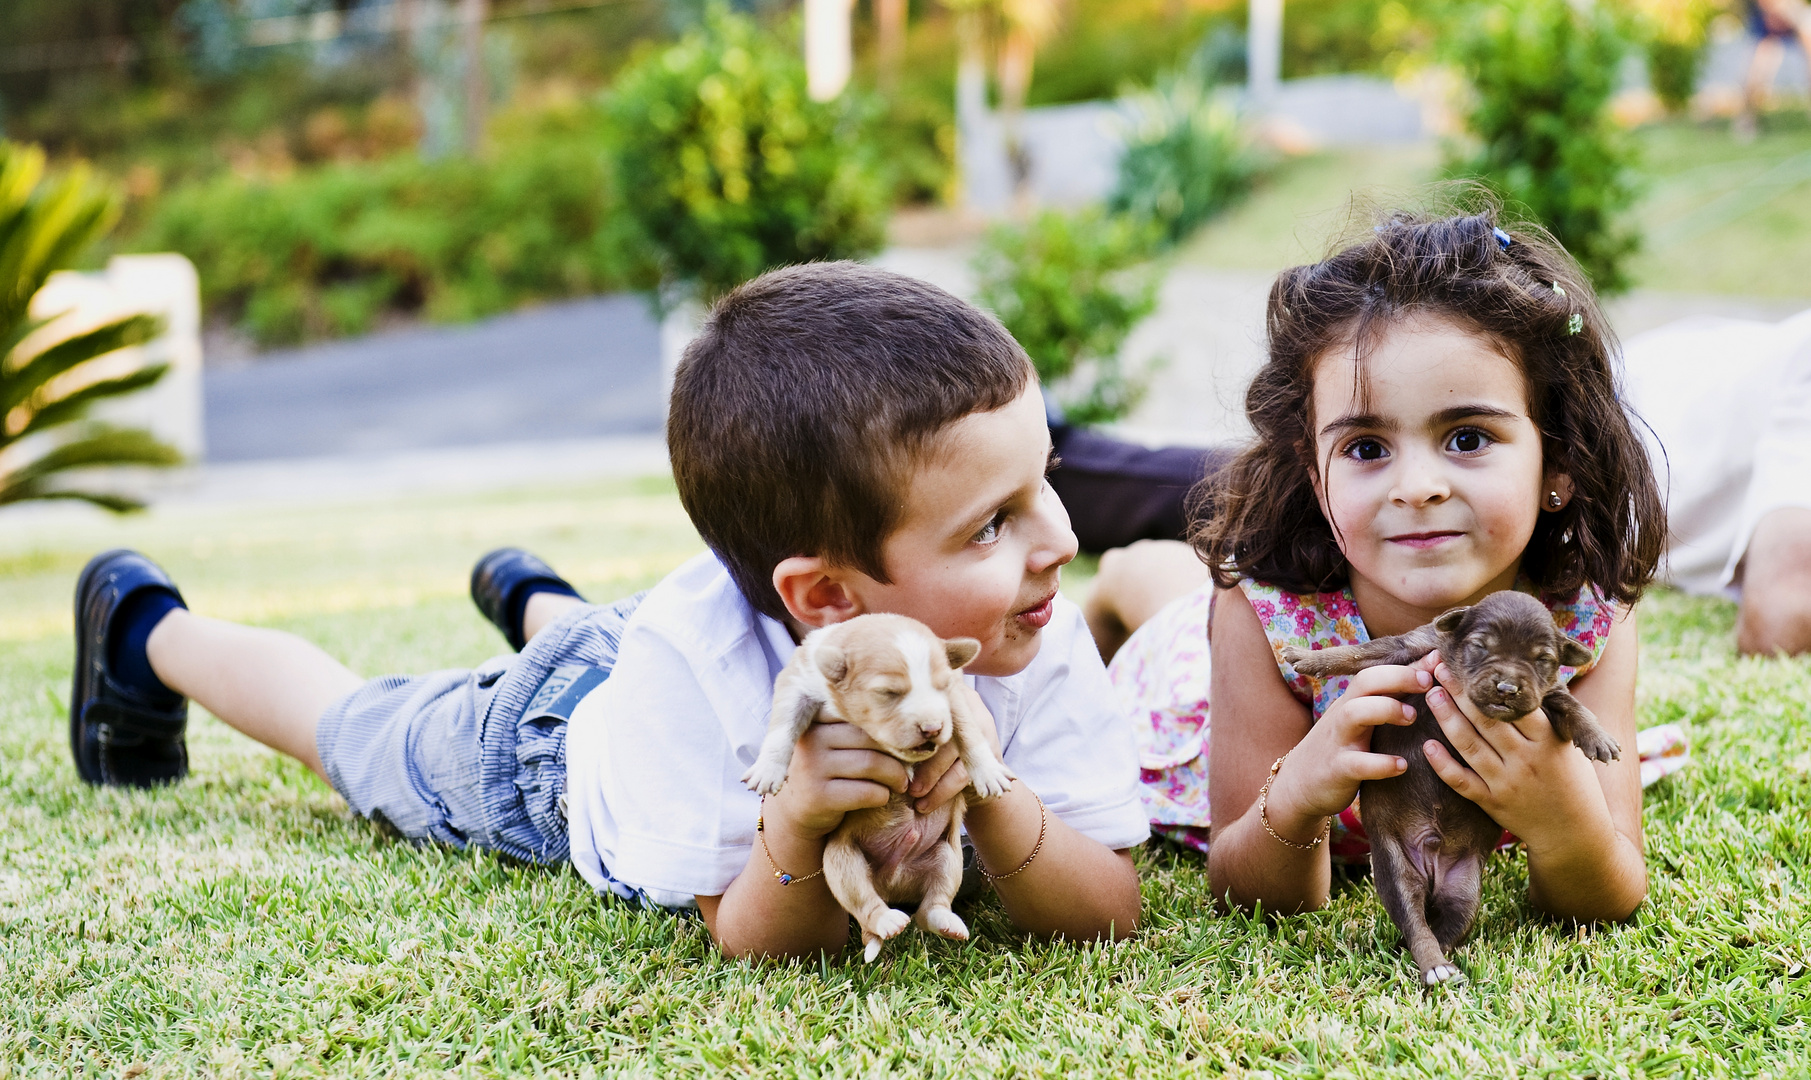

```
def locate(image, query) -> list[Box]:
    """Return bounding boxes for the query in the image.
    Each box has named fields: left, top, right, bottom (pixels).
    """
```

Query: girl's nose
left=1389, top=450, right=1451, bottom=506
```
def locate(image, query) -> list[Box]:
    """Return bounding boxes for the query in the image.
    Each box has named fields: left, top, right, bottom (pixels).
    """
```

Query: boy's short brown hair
left=668, top=262, right=1034, bottom=621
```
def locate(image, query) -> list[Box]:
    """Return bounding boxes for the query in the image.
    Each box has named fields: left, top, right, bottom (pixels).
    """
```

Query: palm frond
left=0, top=427, right=182, bottom=499
left=0, top=479, right=144, bottom=511
left=4, top=365, right=170, bottom=450
left=1, top=313, right=163, bottom=414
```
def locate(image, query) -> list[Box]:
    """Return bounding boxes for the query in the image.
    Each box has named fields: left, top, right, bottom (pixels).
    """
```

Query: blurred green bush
left=974, top=208, right=1160, bottom=426
left=1445, top=0, right=1640, bottom=293
left=1632, top=0, right=1720, bottom=114
left=1109, top=75, right=1257, bottom=247
left=131, top=107, right=634, bottom=345
left=608, top=6, right=890, bottom=304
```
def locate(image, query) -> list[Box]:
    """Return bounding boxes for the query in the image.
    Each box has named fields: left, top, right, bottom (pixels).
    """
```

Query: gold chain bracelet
left=756, top=796, right=824, bottom=887
left=978, top=791, right=1047, bottom=882
left=1258, top=754, right=1328, bottom=851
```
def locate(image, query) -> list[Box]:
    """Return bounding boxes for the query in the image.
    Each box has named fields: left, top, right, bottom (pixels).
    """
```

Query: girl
left=1094, top=209, right=1665, bottom=920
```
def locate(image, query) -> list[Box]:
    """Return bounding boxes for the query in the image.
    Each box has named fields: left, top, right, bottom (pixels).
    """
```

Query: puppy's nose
left=1496, top=680, right=1519, bottom=695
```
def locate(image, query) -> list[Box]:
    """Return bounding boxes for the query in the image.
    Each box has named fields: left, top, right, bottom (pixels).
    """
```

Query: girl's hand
left=1263, top=661, right=1425, bottom=834
left=1420, top=657, right=1603, bottom=852
left=763, top=721, right=911, bottom=841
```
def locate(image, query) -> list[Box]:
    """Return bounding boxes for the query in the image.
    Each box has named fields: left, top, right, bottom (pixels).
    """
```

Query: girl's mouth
left=1387, top=531, right=1463, bottom=549
left=1013, top=592, right=1056, bottom=630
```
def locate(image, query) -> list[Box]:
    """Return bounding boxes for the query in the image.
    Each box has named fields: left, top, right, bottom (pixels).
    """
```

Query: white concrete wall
left=27, top=254, right=204, bottom=462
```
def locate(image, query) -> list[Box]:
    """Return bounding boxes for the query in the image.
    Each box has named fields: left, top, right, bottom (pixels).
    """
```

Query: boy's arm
left=697, top=719, right=911, bottom=959
left=964, top=777, right=1141, bottom=940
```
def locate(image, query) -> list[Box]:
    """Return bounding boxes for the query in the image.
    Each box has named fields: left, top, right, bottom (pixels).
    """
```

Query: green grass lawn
left=3, top=479, right=1809, bottom=1076
left=1182, top=116, right=1811, bottom=303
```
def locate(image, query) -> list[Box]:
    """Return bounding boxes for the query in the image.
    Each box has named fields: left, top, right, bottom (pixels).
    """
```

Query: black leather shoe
left=71, top=550, right=189, bottom=787
left=470, top=548, right=583, bottom=651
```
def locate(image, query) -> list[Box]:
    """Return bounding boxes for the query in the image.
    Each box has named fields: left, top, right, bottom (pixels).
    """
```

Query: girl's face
left=1310, top=315, right=1555, bottom=636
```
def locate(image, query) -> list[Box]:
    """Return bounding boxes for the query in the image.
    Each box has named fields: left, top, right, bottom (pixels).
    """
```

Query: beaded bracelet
left=1257, top=754, right=1329, bottom=851
left=756, top=796, right=824, bottom=886
left=978, top=791, right=1047, bottom=882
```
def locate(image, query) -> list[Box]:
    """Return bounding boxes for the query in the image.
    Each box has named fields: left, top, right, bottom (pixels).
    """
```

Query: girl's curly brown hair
left=1190, top=199, right=1664, bottom=605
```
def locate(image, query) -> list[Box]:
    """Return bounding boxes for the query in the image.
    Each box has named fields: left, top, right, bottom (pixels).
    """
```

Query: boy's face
left=843, top=382, right=1078, bottom=678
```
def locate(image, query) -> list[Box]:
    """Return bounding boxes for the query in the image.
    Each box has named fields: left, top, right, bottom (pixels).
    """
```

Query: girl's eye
left=1343, top=438, right=1387, bottom=461
left=1447, top=429, right=1492, bottom=454
left=972, top=512, right=1005, bottom=545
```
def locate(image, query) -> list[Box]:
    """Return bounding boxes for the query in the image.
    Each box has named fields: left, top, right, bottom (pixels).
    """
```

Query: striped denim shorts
left=315, top=592, right=646, bottom=864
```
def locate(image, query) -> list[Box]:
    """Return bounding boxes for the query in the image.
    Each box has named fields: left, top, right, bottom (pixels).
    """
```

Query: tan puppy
left=742, top=613, right=1015, bottom=961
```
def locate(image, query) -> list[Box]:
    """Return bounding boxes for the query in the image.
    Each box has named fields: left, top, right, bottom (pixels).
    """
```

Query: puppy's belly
left=1365, top=698, right=1504, bottom=856
left=846, top=797, right=960, bottom=901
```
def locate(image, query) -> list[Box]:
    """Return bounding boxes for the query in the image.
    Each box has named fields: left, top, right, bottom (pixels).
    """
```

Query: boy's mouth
left=1013, top=591, right=1057, bottom=630
left=1387, top=531, right=1463, bottom=549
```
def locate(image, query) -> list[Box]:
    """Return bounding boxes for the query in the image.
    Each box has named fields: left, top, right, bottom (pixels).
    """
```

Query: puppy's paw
left=858, top=907, right=911, bottom=960
left=740, top=759, right=789, bottom=795
left=1573, top=729, right=1621, bottom=764
left=862, top=937, right=884, bottom=963
left=918, top=906, right=969, bottom=942
left=1421, top=963, right=1467, bottom=989
left=1280, top=646, right=1344, bottom=680
left=965, top=756, right=1016, bottom=801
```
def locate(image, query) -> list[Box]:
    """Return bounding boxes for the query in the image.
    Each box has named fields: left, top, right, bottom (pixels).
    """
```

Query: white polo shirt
left=564, top=551, right=1149, bottom=908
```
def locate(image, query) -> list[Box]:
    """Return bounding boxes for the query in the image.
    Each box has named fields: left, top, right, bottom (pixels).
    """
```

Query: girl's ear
left=1543, top=470, right=1576, bottom=512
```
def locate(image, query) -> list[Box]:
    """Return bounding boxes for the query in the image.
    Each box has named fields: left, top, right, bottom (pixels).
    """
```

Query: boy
left=69, top=263, right=1147, bottom=959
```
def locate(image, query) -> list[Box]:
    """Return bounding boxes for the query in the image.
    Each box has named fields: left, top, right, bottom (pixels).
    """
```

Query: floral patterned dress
left=1106, top=579, right=1617, bottom=861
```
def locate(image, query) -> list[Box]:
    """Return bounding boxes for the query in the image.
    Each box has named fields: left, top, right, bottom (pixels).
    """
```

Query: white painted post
left=805, top=0, right=854, bottom=102
left=1249, top=0, right=1282, bottom=108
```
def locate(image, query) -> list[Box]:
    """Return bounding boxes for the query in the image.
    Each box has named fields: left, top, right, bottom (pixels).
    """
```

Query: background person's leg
left=523, top=591, right=588, bottom=644
left=1083, top=539, right=1213, bottom=662
left=146, top=611, right=362, bottom=780
left=1736, top=507, right=1811, bottom=656
left=1047, top=424, right=1236, bottom=553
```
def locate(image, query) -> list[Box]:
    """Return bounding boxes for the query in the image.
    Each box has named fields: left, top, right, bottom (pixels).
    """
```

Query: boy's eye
left=972, top=511, right=1006, bottom=545
left=1343, top=438, right=1387, bottom=462
left=1446, top=429, right=1492, bottom=454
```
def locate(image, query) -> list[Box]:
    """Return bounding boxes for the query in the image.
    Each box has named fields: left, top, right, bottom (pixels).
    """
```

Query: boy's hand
left=763, top=721, right=911, bottom=840
left=1421, top=661, right=1604, bottom=853
left=910, top=684, right=1001, bottom=815
left=1265, top=660, right=1425, bottom=832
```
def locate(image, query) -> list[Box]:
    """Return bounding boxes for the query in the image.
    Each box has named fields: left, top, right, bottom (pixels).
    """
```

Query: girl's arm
left=1207, top=586, right=1421, bottom=913
left=1421, top=606, right=1646, bottom=921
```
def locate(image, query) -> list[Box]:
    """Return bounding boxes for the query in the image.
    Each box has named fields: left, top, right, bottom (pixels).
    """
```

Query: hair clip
left=1567, top=313, right=1584, bottom=336
left=1552, top=281, right=1566, bottom=297
left=1493, top=227, right=1512, bottom=250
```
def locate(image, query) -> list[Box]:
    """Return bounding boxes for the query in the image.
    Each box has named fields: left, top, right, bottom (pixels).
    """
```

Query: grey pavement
left=204, top=293, right=663, bottom=462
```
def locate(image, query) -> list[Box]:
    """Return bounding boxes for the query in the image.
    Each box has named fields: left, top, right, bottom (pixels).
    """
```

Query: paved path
left=204, top=293, right=663, bottom=462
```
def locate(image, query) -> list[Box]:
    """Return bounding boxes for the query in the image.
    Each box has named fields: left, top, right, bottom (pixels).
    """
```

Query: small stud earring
left=1546, top=491, right=1564, bottom=510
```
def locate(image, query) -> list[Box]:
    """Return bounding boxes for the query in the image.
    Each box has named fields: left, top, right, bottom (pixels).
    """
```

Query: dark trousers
left=1048, top=424, right=1236, bottom=554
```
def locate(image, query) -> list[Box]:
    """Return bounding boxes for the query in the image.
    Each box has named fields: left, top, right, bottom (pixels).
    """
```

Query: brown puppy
left=742, top=613, right=1015, bottom=961
left=1280, top=590, right=1619, bottom=988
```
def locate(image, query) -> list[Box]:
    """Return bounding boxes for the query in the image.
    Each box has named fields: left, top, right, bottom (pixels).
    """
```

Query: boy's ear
left=944, top=637, right=981, bottom=670
left=772, top=556, right=862, bottom=630
left=1558, top=636, right=1592, bottom=668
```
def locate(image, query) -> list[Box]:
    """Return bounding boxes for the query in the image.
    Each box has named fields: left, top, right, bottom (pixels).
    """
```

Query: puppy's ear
left=1433, top=607, right=1469, bottom=635
left=1557, top=636, right=1592, bottom=668
left=944, top=637, right=981, bottom=670
left=815, top=645, right=849, bottom=685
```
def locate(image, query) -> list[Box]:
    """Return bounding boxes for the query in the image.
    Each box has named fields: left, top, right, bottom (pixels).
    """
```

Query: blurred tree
left=1631, top=0, right=1720, bottom=114
left=1110, top=74, right=1256, bottom=246
left=609, top=5, right=889, bottom=303
left=974, top=208, right=1160, bottom=425
left=0, top=142, right=179, bottom=511
left=1445, top=0, right=1639, bottom=293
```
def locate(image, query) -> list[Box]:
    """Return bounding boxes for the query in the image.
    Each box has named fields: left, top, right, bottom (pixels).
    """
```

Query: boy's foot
left=71, top=550, right=190, bottom=787
left=470, top=548, right=585, bottom=651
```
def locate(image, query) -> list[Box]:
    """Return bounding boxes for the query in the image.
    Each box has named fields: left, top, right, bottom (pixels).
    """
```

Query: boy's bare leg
left=145, top=611, right=363, bottom=781
left=1737, top=507, right=1811, bottom=656
left=523, top=592, right=587, bottom=644
left=1082, top=539, right=1212, bottom=662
